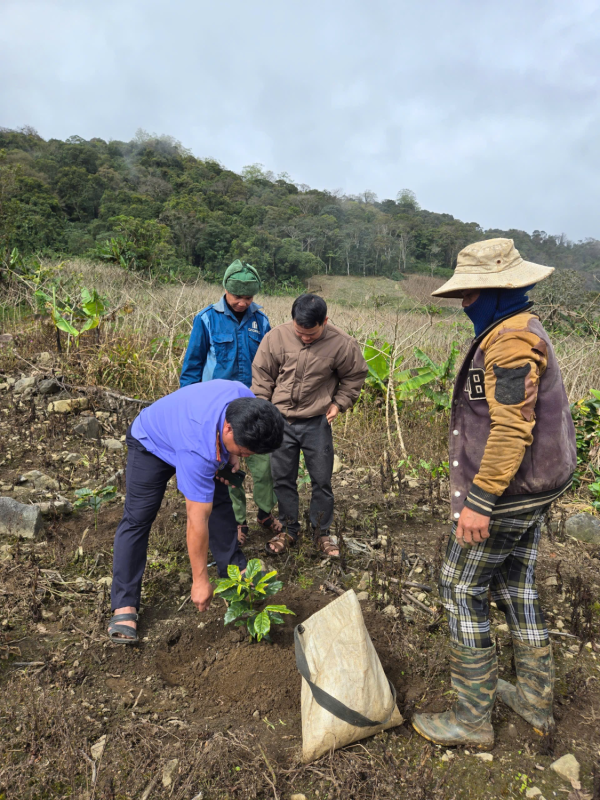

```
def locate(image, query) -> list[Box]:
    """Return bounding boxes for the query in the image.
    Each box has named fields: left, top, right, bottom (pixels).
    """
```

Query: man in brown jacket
left=252, top=293, right=368, bottom=557
left=412, top=238, right=576, bottom=749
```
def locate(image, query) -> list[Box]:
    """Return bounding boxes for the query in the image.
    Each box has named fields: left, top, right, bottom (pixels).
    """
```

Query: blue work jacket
left=180, top=296, right=271, bottom=389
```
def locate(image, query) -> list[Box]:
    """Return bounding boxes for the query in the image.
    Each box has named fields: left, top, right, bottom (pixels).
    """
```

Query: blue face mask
left=463, top=285, right=535, bottom=337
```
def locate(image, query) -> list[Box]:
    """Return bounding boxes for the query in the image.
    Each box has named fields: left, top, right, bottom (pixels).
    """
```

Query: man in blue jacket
left=180, top=260, right=282, bottom=544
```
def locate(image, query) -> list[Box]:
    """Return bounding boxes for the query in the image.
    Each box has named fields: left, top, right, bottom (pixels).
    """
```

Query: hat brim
left=431, top=261, right=554, bottom=298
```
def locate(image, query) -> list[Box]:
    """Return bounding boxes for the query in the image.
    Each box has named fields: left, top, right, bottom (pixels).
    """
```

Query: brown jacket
left=451, top=308, right=576, bottom=520
left=251, top=321, right=368, bottom=419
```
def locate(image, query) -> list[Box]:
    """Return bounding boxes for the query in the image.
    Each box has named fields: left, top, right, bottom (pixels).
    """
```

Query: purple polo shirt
left=131, top=380, right=254, bottom=503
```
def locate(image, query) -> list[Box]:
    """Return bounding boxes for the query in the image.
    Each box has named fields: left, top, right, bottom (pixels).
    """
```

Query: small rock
left=98, top=576, right=113, bottom=588
left=74, top=577, right=95, bottom=592
left=105, top=469, right=124, bottom=486
left=348, top=508, right=359, bottom=520
left=63, top=453, right=80, bottom=464
left=382, top=604, right=399, bottom=618
left=525, top=788, right=542, bottom=799
left=565, top=513, right=600, bottom=546
left=556, top=619, right=564, bottom=630
left=36, top=500, right=73, bottom=516
left=441, top=752, right=453, bottom=762
left=48, top=397, right=89, bottom=414
left=36, top=351, right=53, bottom=368
left=356, top=591, right=369, bottom=601
left=402, top=605, right=416, bottom=622
left=13, top=376, right=37, bottom=394
left=252, top=710, right=260, bottom=718
left=0, top=497, right=44, bottom=539
left=417, top=592, right=428, bottom=603
left=407, top=478, right=419, bottom=489
left=90, top=734, right=107, bottom=761
left=550, top=753, right=580, bottom=784
left=101, top=438, right=123, bottom=451
left=18, top=470, right=59, bottom=492
left=38, top=377, right=61, bottom=395
left=544, top=576, right=558, bottom=587
left=162, top=758, right=179, bottom=788
left=71, top=416, right=102, bottom=439
left=474, top=752, right=493, bottom=762
left=41, top=609, right=56, bottom=621
left=357, top=571, right=371, bottom=591
left=290, top=795, right=308, bottom=800
left=332, top=454, right=343, bottom=474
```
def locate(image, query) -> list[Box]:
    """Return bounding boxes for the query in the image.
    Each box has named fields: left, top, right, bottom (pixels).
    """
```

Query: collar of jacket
left=471, top=301, right=536, bottom=346
left=213, top=295, right=262, bottom=323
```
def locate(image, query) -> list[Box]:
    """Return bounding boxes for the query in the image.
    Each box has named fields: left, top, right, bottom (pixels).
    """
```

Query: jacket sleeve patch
left=492, top=363, right=531, bottom=405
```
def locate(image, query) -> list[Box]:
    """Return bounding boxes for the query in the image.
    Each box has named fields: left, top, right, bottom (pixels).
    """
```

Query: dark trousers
left=111, top=429, right=246, bottom=611
left=270, top=414, right=334, bottom=536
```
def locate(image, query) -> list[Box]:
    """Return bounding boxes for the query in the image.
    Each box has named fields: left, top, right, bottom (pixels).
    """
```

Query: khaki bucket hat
left=431, top=238, right=554, bottom=298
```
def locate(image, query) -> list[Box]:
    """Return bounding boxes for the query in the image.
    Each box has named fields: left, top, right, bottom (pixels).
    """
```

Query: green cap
left=223, top=259, right=261, bottom=296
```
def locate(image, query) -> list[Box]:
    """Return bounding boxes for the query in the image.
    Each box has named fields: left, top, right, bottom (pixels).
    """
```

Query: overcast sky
left=1, top=0, right=599, bottom=241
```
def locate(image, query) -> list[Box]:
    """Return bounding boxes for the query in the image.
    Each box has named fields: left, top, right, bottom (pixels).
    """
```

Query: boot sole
left=411, top=720, right=494, bottom=749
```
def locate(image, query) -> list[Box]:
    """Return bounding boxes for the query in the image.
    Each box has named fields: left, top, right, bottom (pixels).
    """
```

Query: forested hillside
left=1, top=126, right=599, bottom=286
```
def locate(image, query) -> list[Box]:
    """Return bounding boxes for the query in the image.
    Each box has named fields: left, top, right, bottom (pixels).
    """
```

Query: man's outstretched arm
left=185, top=498, right=214, bottom=611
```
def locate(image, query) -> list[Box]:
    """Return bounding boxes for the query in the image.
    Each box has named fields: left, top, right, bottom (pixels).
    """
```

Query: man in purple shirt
left=108, top=380, right=284, bottom=644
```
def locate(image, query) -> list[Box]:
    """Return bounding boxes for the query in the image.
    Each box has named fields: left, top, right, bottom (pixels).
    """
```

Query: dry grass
left=2, top=258, right=600, bottom=407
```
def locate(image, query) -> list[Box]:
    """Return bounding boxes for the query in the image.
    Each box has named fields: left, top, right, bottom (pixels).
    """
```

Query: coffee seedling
left=214, top=559, right=294, bottom=642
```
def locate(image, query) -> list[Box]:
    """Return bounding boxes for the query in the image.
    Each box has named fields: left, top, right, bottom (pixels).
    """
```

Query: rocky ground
left=0, top=350, right=600, bottom=800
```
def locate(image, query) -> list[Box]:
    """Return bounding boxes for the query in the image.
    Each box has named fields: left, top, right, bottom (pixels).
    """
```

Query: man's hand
left=215, top=454, right=241, bottom=485
left=455, top=507, right=491, bottom=547
left=325, top=403, right=340, bottom=425
left=191, top=574, right=214, bottom=611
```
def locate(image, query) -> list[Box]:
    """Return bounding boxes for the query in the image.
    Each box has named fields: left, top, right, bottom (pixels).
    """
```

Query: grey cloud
left=1, top=0, right=598, bottom=239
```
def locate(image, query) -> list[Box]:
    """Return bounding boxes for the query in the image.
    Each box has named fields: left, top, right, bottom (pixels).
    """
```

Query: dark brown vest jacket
left=449, top=310, right=576, bottom=520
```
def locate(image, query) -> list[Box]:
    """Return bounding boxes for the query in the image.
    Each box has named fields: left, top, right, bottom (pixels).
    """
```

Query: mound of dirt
left=154, top=586, right=409, bottom=760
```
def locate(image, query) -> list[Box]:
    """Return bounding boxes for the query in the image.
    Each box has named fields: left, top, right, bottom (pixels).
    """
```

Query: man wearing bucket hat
left=412, top=238, right=576, bottom=748
left=180, top=259, right=282, bottom=545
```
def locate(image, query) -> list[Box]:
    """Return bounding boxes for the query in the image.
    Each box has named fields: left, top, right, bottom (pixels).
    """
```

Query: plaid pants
left=439, top=506, right=550, bottom=649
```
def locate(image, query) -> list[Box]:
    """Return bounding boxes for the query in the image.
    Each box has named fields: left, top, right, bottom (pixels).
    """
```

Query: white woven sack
left=296, top=589, right=403, bottom=762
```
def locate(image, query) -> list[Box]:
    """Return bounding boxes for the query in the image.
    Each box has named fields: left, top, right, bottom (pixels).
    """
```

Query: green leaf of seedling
left=214, top=578, right=236, bottom=593
left=246, top=615, right=257, bottom=638
left=268, top=613, right=284, bottom=625
left=262, top=580, right=283, bottom=596
left=244, top=559, right=262, bottom=582
left=264, top=605, right=295, bottom=615
left=254, top=610, right=271, bottom=641
left=255, top=570, right=277, bottom=587
left=74, top=488, right=93, bottom=499
left=224, top=602, right=247, bottom=625
left=227, top=564, right=241, bottom=581
left=215, top=586, right=239, bottom=601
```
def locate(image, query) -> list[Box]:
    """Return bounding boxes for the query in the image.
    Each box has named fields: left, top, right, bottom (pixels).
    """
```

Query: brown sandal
left=265, top=530, right=298, bottom=556
left=257, top=512, right=283, bottom=534
left=315, top=535, right=340, bottom=558
left=237, top=524, right=249, bottom=545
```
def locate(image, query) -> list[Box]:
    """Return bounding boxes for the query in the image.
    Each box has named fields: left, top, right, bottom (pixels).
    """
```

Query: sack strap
left=294, top=624, right=397, bottom=729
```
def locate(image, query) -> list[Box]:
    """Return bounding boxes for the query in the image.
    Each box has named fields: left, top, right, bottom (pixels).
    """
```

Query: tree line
left=1, top=126, right=599, bottom=287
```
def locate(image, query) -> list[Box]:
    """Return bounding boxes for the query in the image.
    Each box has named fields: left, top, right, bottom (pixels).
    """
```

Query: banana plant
left=412, top=342, right=460, bottom=411
left=363, top=335, right=443, bottom=408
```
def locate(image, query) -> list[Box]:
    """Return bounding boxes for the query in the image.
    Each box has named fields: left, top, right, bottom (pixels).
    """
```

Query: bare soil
left=1, top=357, right=600, bottom=800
